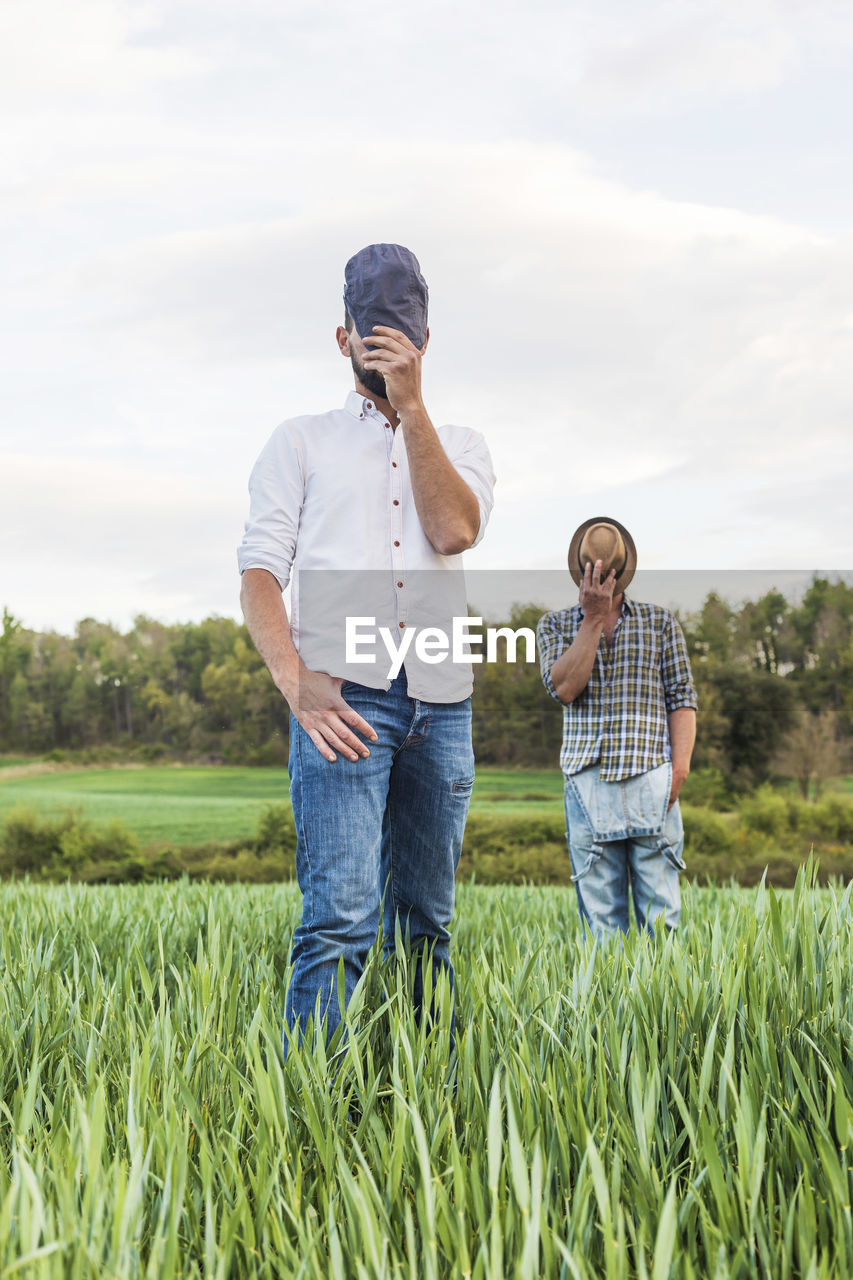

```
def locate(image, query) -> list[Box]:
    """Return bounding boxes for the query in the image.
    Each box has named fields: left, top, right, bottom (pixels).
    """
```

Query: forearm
left=668, top=707, right=696, bottom=772
left=398, top=405, right=480, bottom=555
left=239, top=568, right=302, bottom=700
left=549, top=619, right=603, bottom=703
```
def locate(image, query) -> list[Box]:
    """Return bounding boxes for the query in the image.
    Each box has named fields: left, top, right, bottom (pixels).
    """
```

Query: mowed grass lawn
left=0, top=764, right=565, bottom=846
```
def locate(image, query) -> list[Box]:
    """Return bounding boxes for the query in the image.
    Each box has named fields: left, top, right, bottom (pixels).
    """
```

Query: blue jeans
left=564, top=762, right=685, bottom=940
left=285, top=670, right=474, bottom=1046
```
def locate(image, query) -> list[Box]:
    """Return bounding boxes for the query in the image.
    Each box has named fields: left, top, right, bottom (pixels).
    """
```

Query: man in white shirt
left=238, top=243, right=495, bottom=1049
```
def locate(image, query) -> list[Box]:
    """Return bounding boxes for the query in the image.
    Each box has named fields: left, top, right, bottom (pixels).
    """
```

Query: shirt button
left=366, top=401, right=373, bottom=409
left=392, top=461, right=397, bottom=468
left=399, top=621, right=405, bottom=629
left=397, top=581, right=403, bottom=588
left=392, top=499, right=399, bottom=506
left=393, top=540, right=400, bottom=547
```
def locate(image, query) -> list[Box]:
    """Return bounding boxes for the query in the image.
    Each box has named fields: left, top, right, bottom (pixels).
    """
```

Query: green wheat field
left=2, top=871, right=853, bottom=1277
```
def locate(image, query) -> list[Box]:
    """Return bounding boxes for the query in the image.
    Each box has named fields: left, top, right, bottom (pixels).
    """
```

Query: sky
left=1, top=0, right=852, bottom=634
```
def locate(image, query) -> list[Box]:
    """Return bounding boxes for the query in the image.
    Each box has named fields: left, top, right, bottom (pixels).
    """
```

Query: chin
left=351, top=354, right=386, bottom=400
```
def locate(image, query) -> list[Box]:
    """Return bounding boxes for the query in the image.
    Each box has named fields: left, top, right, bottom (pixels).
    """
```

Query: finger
left=593, top=558, right=603, bottom=587
left=331, top=724, right=371, bottom=759
left=315, top=720, right=365, bottom=762
left=360, top=349, right=398, bottom=367
left=338, top=702, right=378, bottom=742
left=319, top=713, right=371, bottom=759
left=307, top=727, right=337, bottom=763
left=361, top=355, right=399, bottom=370
left=361, top=333, right=410, bottom=351
left=369, top=325, right=413, bottom=346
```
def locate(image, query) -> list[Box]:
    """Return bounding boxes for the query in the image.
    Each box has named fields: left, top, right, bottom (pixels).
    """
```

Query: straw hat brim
left=567, top=516, right=638, bottom=590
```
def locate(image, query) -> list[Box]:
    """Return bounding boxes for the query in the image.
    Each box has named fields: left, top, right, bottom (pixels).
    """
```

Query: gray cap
left=343, top=243, right=429, bottom=348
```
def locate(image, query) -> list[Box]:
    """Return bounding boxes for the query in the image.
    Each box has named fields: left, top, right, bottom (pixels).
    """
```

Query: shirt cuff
left=665, top=695, right=698, bottom=713
left=237, top=559, right=288, bottom=591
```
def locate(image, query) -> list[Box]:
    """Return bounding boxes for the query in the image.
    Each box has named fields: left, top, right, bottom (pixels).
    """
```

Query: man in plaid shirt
left=537, top=518, right=697, bottom=938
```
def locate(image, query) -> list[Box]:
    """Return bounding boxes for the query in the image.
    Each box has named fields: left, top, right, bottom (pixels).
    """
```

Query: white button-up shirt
left=237, top=391, right=496, bottom=702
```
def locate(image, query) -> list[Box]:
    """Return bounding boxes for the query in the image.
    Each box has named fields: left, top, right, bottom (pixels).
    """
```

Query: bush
left=0, top=806, right=144, bottom=881
left=254, top=804, right=298, bottom=856
left=1, top=807, right=59, bottom=874
left=4, top=786, right=853, bottom=888
left=681, top=805, right=733, bottom=858
left=806, top=795, right=853, bottom=843
left=738, top=785, right=792, bottom=839
left=457, top=813, right=569, bottom=885
left=680, top=768, right=732, bottom=810
left=164, top=842, right=294, bottom=883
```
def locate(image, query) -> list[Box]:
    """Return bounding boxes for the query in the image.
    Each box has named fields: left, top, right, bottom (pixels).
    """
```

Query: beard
left=350, top=351, right=387, bottom=401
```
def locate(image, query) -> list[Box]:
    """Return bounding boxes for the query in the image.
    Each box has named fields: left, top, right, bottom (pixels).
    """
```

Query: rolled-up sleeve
left=661, top=613, right=698, bottom=712
left=442, top=426, right=496, bottom=550
left=236, top=423, right=305, bottom=590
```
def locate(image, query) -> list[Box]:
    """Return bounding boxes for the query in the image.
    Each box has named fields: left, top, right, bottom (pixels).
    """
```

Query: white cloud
left=0, top=0, right=207, bottom=105
left=1, top=1, right=852, bottom=631
left=0, top=454, right=244, bottom=629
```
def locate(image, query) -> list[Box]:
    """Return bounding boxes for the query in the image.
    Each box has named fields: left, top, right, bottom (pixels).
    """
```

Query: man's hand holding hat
left=579, top=559, right=618, bottom=624
left=360, top=324, right=426, bottom=418
left=569, top=517, right=637, bottom=594
left=340, top=242, right=480, bottom=557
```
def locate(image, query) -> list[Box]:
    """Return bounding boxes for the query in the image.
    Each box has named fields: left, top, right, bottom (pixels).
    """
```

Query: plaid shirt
left=537, top=597, right=698, bottom=781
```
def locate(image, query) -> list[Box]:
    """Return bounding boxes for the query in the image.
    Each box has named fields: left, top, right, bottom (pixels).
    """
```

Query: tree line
left=1, top=576, right=851, bottom=792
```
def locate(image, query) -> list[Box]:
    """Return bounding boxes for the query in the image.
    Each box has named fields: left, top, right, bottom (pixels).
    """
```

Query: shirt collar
left=345, top=389, right=367, bottom=419
left=344, top=389, right=385, bottom=421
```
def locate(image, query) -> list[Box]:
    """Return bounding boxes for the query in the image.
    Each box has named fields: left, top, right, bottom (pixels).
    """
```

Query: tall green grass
left=2, top=872, right=853, bottom=1275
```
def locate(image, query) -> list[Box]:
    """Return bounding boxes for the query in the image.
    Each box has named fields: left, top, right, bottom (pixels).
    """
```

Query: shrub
left=253, top=804, right=298, bottom=856
left=680, top=768, right=732, bottom=810
left=0, top=806, right=143, bottom=880
left=806, top=795, right=853, bottom=843
left=0, top=806, right=59, bottom=874
left=681, top=805, right=733, bottom=858
left=457, top=813, right=568, bottom=885
left=738, top=784, right=792, bottom=839
left=4, top=784, right=852, bottom=888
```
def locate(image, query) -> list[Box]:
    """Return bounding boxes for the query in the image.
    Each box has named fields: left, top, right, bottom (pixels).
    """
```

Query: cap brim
left=346, top=303, right=427, bottom=349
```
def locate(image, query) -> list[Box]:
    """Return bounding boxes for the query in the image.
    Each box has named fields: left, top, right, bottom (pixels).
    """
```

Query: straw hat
left=568, top=517, right=637, bottom=590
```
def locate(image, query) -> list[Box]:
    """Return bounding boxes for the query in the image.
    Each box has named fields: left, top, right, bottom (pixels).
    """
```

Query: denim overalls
left=564, top=759, right=685, bottom=939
